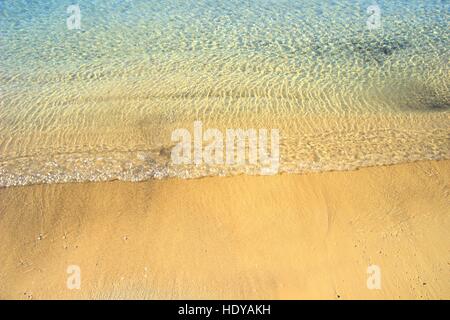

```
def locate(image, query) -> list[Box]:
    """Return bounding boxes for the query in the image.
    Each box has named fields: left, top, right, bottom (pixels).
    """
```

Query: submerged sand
left=0, top=160, right=449, bottom=299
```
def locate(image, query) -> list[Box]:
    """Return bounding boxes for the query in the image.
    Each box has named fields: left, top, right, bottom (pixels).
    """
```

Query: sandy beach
left=0, top=160, right=448, bottom=300
left=1, top=0, right=449, bottom=303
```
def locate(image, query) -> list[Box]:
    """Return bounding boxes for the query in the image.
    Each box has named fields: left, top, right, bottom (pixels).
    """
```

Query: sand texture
left=0, top=160, right=448, bottom=299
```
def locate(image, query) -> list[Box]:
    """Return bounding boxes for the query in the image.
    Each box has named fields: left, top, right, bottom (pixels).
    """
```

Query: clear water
left=0, top=0, right=449, bottom=186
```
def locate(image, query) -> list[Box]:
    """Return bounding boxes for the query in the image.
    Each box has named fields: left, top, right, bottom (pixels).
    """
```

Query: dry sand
left=0, top=160, right=449, bottom=300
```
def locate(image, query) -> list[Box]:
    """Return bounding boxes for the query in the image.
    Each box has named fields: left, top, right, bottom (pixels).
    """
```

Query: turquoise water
left=0, top=1, right=449, bottom=186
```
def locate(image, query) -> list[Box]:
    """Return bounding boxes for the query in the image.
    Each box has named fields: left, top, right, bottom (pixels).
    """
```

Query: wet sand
left=0, top=160, right=449, bottom=299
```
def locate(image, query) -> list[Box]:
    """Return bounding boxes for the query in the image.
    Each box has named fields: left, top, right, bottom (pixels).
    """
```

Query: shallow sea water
left=0, top=0, right=449, bottom=186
